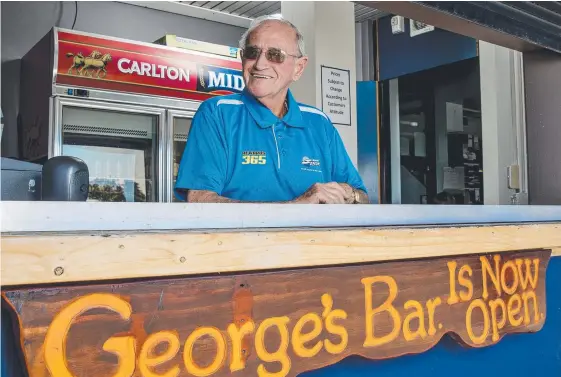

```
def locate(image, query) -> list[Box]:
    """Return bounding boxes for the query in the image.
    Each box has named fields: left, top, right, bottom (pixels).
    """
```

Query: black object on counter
left=41, top=156, right=89, bottom=201
left=0, top=157, right=42, bottom=201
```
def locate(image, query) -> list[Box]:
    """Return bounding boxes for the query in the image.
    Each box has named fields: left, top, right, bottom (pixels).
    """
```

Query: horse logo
left=66, top=50, right=112, bottom=79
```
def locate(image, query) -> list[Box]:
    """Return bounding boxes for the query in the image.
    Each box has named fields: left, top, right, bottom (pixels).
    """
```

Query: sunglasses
left=241, top=46, right=301, bottom=64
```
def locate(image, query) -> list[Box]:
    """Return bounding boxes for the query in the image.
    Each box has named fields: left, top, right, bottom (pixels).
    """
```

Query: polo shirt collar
left=241, top=88, right=306, bottom=128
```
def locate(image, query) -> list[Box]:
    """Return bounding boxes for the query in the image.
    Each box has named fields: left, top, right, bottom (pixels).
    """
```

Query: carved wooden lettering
left=2, top=249, right=551, bottom=377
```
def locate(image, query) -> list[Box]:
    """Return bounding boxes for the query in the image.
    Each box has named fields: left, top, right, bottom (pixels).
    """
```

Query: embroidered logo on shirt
left=242, top=151, right=267, bottom=165
left=301, top=156, right=320, bottom=166
left=301, top=156, right=322, bottom=173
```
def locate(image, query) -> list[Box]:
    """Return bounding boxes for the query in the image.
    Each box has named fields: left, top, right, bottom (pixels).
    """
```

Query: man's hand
left=182, top=184, right=369, bottom=204
left=293, top=182, right=355, bottom=204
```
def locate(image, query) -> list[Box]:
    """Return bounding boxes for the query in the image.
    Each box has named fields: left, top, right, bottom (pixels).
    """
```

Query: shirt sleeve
left=329, top=123, right=368, bottom=194
left=174, top=101, right=228, bottom=201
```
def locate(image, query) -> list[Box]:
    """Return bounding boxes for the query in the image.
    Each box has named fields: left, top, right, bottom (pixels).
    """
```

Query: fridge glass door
left=60, top=103, right=163, bottom=202
left=170, top=113, right=193, bottom=202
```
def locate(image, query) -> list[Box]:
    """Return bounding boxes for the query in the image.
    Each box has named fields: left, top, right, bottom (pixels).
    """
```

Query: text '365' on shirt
left=174, top=88, right=366, bottom=202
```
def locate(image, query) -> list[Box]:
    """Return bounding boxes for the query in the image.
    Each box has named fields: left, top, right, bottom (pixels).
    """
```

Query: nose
left=253, top=50, right=269, bottom=69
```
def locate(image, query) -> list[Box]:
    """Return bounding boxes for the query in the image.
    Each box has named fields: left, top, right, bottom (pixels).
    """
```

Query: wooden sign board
left=2, top=249, right=551, bottom=377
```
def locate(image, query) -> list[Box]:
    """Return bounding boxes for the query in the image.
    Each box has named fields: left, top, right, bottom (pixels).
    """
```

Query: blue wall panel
left=378, top=16, right=478, bottom=80
left=356, top=81, right=379, bottom=204
left=304, top=256, right=561, bottom=377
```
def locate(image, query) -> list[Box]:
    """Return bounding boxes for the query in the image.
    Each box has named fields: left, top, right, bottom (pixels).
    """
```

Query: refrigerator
left=19, top=28, right=243, bottom=202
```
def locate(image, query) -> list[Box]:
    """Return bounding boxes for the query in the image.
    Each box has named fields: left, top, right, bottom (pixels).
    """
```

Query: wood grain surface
left=2, top=249, right=551, bottom=377
left=2, top=223, right=560, bottom=286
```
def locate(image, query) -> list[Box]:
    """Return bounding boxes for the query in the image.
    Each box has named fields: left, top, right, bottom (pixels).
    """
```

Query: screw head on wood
left=54, top=267, right=64, bottom=276
left=180, top=257, right=186, bottom=263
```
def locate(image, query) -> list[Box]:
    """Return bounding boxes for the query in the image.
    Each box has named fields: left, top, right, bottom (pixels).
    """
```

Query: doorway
left=382, top=57, right=483, bottom=204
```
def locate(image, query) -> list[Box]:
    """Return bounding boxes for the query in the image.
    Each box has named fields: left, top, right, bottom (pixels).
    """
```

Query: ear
left=293, top=56, right=308, bottom=81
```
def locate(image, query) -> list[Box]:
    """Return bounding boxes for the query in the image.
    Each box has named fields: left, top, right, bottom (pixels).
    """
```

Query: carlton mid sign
left=55, top=30, right=244, bottom=101
left=2, top=249, right=549, bottom=377
left=117, top=58, right=192, bottom=82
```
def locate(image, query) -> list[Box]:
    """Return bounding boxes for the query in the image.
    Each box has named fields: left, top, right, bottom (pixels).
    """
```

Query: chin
left=247, top=84, right=273, bottom=99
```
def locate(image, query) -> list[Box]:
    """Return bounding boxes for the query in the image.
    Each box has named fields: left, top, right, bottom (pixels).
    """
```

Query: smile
left=251, top=73, right=273, bottom=79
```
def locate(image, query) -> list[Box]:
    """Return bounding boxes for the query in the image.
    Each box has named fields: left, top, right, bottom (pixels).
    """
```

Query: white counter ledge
left=2, top=201, right=561, bottom=233
left=1, top=202, right=560, bottom=286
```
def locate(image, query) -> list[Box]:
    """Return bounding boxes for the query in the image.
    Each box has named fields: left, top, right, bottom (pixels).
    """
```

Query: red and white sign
left=55, top=30, right=243, bottom=101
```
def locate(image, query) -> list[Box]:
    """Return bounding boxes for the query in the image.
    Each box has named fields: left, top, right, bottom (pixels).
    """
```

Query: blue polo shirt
left=174, top=88, right=366, bottom=202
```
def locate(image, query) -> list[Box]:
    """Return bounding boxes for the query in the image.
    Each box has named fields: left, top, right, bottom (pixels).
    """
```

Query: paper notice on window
left=443, top=166, right=465, bottom=192
left=321, top=66, right=351, bottom=126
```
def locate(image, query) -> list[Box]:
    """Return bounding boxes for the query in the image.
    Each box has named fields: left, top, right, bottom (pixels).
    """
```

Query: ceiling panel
left=216, top=1, right=244, bottom=12
left=200, top=2, right=226, bottom=9
left=231, top=1, right=264, bottom=16
left=249, top=2, right=281, bottom=18
left=226, top=1, right=253, bottom=14
left=178, top=1, right=388, bottom=22
left=355, top=7, right=376, bottom=19
left=207, top=1, right=237, bottom=11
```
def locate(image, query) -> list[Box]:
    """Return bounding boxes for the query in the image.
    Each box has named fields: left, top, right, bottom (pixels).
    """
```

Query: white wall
left=280, top=2, right=317, bottom=110
left=1, top=1, right=246, bottom=158
left=355, top=20, right=375, bottom=82
left=479, top=42, right=527, bottom=205
left=282, top=1, right=358, bottom=166
left=316, top=3, right=358, bottom=166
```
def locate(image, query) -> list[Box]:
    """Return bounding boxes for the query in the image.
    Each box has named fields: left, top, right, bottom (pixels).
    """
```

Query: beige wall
left=282, top=1, right=358, bottom=166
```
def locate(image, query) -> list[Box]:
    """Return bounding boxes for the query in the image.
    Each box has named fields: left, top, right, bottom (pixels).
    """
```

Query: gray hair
left=239, top=15, right=306, bottom=57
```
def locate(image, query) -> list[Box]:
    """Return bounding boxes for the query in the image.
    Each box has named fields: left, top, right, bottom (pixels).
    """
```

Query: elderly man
left=175, top=15, right=369, bottom=204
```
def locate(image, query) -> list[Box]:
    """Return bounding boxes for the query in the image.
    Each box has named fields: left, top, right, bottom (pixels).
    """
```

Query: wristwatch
left=351, top=187, right=360, bottom=204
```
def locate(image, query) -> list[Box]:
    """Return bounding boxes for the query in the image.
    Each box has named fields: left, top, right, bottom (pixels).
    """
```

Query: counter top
left=3, top=202, right=560, bottom=287
left=3, top=204, right=560, bottom=377
left=2, top=221, right=560, bottom=287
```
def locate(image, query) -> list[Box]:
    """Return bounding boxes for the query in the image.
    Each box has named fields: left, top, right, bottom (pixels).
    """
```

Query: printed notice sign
left=321, top=66, right=351, bottom=126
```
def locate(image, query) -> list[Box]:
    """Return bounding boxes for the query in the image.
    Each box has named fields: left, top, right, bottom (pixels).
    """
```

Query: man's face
left=242, top=21, right=308, bottom=102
